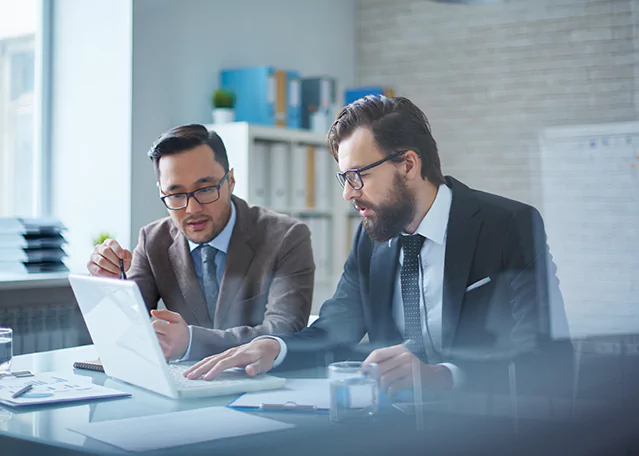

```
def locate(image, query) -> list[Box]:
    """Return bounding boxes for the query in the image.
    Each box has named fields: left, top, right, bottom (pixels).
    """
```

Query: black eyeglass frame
left=335, top=150, right=417, bottom=190
left=160, top=171, right=230, bottom=210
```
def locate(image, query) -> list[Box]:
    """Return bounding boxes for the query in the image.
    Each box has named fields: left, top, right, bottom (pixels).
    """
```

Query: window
left=0, top=0, right=46, bottom=218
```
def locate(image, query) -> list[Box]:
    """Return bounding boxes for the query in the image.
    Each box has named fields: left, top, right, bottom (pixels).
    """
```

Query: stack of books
left=0, top=218, right=69, bottom=273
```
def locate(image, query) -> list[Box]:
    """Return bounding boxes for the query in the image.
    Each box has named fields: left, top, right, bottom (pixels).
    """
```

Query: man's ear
left=227, top=168, right=235, bottom=194
left=402, top=150, right=422, bottom=180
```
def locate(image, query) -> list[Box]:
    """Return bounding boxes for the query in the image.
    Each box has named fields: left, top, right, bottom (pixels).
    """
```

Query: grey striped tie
left=200, top=245, right=219, bottom=326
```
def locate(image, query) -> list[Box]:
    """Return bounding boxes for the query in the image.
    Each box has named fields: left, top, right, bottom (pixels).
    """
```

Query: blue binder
left=220, top=66, right=276, bottom=126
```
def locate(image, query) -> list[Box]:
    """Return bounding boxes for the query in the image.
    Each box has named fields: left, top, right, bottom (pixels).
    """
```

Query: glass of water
left=328, top=361, right=379, bottom=423
left=0, top=328, right=12, bottom=372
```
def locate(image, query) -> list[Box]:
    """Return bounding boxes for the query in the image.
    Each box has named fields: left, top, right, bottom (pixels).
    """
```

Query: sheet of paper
left=69, top=407, right=294, bottom=452
left=0, top=371, right=130, bottom=407
left=230, top=378, right=330, bottom=410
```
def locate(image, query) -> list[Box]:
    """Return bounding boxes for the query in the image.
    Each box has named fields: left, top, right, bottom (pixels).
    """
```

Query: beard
left=358, top=173, right=416, bottom=243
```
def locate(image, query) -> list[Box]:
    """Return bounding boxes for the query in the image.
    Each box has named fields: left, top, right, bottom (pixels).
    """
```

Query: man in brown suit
left=87, top=124, right=314, bottom=361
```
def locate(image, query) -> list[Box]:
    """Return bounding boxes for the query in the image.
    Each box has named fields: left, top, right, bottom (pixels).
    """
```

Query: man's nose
left=342, top=182, right=361, bottom=201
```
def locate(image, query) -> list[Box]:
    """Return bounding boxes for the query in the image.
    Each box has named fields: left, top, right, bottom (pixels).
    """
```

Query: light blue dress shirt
left=178, top=202, right=236, bottom=360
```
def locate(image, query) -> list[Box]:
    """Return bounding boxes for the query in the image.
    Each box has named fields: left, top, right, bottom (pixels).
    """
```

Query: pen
left=12, top=383, right=33, bottom=399
left=259, top=402, right=317, bottom=411
left=119, top=258, right=127, bottom=280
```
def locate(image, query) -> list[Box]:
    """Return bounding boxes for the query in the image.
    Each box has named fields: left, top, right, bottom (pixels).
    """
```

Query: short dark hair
left=327, top=96, right=445, bottom=186
left=147, top=124, right=230, bottom=177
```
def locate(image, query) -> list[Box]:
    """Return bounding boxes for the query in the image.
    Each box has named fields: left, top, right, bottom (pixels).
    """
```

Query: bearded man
left=183, top=96, right=574, bottom=397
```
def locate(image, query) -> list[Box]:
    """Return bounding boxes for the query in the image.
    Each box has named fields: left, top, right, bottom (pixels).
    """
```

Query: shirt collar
left=399, top=184, right=452, bottom=246
left=188, top=201, right=236, bottom=254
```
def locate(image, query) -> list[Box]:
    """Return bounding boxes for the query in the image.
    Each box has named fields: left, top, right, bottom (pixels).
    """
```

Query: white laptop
left=68, top=274, right=286, bottom=399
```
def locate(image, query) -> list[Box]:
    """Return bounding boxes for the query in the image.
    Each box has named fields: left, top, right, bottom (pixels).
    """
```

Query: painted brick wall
left=357, top=0, right=636, bottom=208
left=357, top=0, right=638, bottom=339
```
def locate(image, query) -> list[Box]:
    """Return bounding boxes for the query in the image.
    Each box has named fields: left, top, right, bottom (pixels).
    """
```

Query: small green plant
left=212, top=88, right=236, bottom=109
left=92, top=232, right=114, bottom=246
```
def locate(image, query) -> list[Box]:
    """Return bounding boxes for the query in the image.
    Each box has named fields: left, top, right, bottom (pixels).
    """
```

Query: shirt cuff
left=254, top=335, right=287, bottom=367
left=438, top=362, right=465, bottom=389
left=177, top=325, right=194, bottom=362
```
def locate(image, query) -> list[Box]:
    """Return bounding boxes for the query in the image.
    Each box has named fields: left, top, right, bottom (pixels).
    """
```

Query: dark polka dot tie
left=401, top=234, right=427, bottom=362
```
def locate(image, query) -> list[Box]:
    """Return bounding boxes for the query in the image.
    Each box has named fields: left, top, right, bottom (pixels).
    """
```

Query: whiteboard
left=539, top=122, right=639, bottom=338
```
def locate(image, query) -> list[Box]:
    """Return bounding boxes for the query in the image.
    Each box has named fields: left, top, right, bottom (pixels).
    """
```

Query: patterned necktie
left=401, top=234, right=427, bottom=362
left=200, top=245, right=219, bottom=326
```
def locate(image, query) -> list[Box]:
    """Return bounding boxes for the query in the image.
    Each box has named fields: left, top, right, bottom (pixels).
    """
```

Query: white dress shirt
left=268, top=185, right=464, bottom=387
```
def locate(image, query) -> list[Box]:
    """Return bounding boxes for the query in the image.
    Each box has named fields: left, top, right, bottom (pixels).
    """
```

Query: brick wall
left=357, top=0, right=636, bottom=208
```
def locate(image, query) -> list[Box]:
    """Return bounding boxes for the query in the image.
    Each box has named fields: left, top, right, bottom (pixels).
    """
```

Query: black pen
left=12, top=383, right=33, bottom=399
left=119, top=258, right=127, bottom=280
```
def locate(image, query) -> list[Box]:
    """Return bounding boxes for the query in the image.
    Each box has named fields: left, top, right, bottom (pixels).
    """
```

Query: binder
left=250, top=141, right=271, bottom=207
left=220, top=66, right=276, bottom=126
left=287, top=72, right=302, bottom=129
left=269, top=142, right=290, bottom=209
left=274, top=70, right=287, bottom=127
left=291, top=144, right=308, bottom=210
left=220, top=66, right=301, bottom=127
left=301, top=77, right=336, bottom=131
left=344, top=86, right=395, bottom=105
left=313, top=147, right=333, bottom=210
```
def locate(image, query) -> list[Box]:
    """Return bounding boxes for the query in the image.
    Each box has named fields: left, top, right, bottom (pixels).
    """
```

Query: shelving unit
left=206, top=122, right=355, bottom=312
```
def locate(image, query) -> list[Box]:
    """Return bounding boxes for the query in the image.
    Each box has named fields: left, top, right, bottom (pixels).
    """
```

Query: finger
left=380, top=362, right=412, bottom=393
left=184, top=349, right=236, bottom=378
left=387, top=376, right=413, bottom=398
left=89, top=252, right=121, bottom=276
left=245, top=356, right=273, bottom=377
left=365, top=344, right=407, bottom=364
left=151, top=309, right=183, bottom=324
left=202, top=354, right=252, bottom=381
left=103, top=239, right=127, bottom=259
left=152, top=319, right=169, bottom=336
left=377, top=351, right=415, bottom=377
left=86, top=259, right=119, bottom=278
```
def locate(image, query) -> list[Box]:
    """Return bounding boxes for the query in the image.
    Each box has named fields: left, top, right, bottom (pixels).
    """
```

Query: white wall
left=130, top=0, right=357, bottom=244
left=50, top=0, right=133, bottom=271
left=48, top=0, right=356, bottom=267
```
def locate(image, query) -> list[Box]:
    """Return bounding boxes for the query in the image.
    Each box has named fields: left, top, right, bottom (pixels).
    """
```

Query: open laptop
left=68, top=274, right=286, bottom=399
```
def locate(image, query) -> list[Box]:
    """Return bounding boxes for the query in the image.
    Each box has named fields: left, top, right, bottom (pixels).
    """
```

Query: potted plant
left=211, top=88, right=236, bottom=124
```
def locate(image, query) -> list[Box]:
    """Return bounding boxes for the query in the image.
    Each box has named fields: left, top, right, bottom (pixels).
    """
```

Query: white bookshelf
left=206, top=122, right=354, bottom=313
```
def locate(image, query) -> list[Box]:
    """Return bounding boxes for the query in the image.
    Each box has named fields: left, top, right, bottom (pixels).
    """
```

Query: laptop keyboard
left=167, top=364, right=250, bottom=389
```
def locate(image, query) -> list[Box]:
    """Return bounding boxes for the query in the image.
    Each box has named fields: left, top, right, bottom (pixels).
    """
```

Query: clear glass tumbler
left=328, top=361, right=379, bottom=423
left=0, top=328, right=13, bottom=372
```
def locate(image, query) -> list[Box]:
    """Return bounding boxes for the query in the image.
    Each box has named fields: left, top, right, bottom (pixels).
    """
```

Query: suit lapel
left=214, top=197, right=256, bottom=327
left=168, top=228, right=212, bottom=327
left=442, top=177, right=482, bottom=352
left=369, top=238, right=402, bottom=342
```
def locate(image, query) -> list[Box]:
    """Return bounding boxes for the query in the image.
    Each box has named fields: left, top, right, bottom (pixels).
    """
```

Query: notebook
left=73, top=359, right=104, bottom=373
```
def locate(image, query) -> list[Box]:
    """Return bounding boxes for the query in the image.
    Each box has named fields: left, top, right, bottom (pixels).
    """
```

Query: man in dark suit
left=184, top=97, right=572, bottom=395
left=87, top=125, right=314, bottom=362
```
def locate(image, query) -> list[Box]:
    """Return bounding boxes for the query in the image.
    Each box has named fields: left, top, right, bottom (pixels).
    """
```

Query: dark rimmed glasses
left=160, top=171, right=229, bottom=210
left=335, top=150, right=413, bottom=190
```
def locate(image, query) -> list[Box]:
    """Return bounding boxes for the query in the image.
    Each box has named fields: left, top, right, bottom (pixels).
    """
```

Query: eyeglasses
left=160, top=171, right=229, bottom=210
left=335, top=150, right=414, bottom=190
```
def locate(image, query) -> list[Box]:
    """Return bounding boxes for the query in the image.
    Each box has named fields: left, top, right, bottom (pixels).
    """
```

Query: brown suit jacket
left=128, top=195, right=314, bottom=359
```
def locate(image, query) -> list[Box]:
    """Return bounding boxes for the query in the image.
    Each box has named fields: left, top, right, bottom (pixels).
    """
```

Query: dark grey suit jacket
left=128, top=195, right=314, bottom=359
left=277, top=177, right=573, bottom=394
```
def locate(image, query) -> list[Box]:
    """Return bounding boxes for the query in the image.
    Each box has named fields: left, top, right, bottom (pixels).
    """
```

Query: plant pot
left=212, top=108, right=235, bottom=124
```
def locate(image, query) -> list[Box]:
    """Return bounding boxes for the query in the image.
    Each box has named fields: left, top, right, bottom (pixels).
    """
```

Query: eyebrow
left=164, top=176, right=221, bottom=193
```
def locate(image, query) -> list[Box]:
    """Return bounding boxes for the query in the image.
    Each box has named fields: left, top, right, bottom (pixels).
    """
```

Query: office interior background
left=0, top=0, right=638, bottom=396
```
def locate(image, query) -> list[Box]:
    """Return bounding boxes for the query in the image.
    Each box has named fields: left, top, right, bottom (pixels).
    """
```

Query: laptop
left=68, top=274, right=286, bottom=399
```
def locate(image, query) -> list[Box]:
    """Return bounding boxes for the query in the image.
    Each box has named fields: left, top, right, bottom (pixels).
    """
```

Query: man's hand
left=87, top=239, right=133, bottom=278
left=365, top=344, right=453, bottom=397
left=151, top=309, right=190, bottom=361
left=183, top=338, right=281, bottom=381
